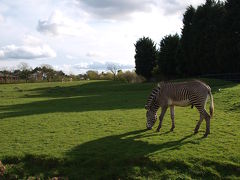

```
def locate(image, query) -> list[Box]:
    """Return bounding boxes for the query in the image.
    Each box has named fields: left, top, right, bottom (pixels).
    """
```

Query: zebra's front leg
left=170, top=106, right=175, bottom=131
left=156, top=106, right=168, bottom=132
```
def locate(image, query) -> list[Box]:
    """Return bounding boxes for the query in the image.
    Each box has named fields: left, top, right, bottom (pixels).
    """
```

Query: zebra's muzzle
left=147, top=126, right=152, bottom=130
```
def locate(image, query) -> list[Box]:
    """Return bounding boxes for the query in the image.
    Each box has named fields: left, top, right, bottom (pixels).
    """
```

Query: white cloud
left=54, top=64, right=74, bottom=75
left=0, top=44, right=56, bottom=60
left=0, top=35, right=56, bottom=60
left=0, top=1, right=8, bottom=14
left=75, top=0, right=206, bottom=19
left=86, top=51, right=105, bottom=58
left=159, top=0, right=207, bottom=15
left=74, top=61, right=134, bottom=70
left=37, top=10, right=94, bottom=37
left=76, top=0, right=156, bottom=19
left=158, top=0, right=186, bottom=15
left=0, top=14, right=4, bottom=23
left=66, top=55, right=77, bottom=60
left=23, top=35, right=43, bottom=46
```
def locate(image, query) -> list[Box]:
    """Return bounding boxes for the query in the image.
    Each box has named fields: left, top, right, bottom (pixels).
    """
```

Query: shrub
left=117, top=71, right=146, bottom=83
left=100, top=72, right=114, bottom=80
left=86, top=71, right=100, bottom=80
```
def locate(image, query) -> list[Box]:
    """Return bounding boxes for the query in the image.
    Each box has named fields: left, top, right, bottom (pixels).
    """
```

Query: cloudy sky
left=0, top=0, right=205, bottom=74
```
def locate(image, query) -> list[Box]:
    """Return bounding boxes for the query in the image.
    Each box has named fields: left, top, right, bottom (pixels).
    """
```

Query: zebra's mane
left=157, top=81, right=165, bottom=87
left=145, top=86, right=160, bottom=110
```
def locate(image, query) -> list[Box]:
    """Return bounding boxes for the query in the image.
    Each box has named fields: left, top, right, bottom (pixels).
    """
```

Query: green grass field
left=0, top=79, right=239, bottom=179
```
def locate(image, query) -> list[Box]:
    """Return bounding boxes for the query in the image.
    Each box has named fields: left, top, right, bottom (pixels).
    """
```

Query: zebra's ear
left=145, top=105, right=149, bottom=110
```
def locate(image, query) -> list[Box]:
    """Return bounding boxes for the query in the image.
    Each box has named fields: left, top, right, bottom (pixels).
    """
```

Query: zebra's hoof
left=194, top=130, right=198, bottom=134
left=203, top=133, right=209, bottom=137
left=170, top=127, right=175, bottom=131
left=156, top=129, right=160, bottom=132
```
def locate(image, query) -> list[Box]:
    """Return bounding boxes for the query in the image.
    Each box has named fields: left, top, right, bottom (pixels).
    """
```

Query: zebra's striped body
left=145, top=80, right=214, bottom=137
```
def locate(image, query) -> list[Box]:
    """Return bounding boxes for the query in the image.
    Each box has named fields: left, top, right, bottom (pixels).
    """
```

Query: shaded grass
left=0, top=79, right=240, bottom=179
left=2, top=130, right=240, bottom=179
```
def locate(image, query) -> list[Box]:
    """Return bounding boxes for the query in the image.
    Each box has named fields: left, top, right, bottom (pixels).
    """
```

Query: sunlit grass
left=0, top=80, right=239, bottom=179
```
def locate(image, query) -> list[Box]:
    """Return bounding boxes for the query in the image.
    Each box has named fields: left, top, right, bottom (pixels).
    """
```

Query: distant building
left=31, top=71, right=44, bottom=81
left=0, top=72, right=19, bottom=83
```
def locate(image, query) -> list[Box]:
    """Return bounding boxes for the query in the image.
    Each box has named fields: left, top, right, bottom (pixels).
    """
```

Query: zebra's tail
left=208, top=90, right=214, bottom=117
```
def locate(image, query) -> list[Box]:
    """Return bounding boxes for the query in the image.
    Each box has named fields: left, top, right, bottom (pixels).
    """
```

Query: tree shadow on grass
left=2, top=129, right=240, bottom=179
left=0, top=80, right=238, bottom=120
left=25, top=79, right=238, bottom=97
left=25, top=81, right=154, bottom=99
left=0, top=81, right=154, bottom=120
left=0, top=94, right=140, bottom=120
left=199, top=78, right=238, bottom=93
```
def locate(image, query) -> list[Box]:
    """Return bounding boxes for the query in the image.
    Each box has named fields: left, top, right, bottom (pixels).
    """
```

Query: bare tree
left=107, top=63, right=119, bottom=80
left=18, top=62, right=32, bottom=82
left=18, top=62, right=30, bottom=71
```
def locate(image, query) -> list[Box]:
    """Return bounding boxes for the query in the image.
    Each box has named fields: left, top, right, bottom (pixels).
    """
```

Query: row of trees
left=0, top=62, right=144, bottom=83
left=85, top=70, right=145, bottom=83
left=0, top=63, right=66, bottom=83
left=135, top=0, right=240, bottom=80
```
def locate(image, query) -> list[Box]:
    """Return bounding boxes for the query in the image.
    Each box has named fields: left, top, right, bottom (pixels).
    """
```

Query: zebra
left=145, top=80, right=214, bottom=137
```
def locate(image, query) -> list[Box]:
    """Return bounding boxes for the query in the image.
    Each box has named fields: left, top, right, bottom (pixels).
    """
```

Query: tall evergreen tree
left=224, top=0, right=240, bottom=72
left=158, top=34, right=181, bottom=78
left=180, top=5, right=196, bottom=76
left=135, top=37, right=157, bottom=80
left=181, top=0, right=225, bottom=76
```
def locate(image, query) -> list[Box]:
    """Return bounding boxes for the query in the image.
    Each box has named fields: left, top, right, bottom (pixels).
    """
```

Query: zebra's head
left=145, top=86, right=160, bottom=130
left=145, top=110, right=157, bottom=130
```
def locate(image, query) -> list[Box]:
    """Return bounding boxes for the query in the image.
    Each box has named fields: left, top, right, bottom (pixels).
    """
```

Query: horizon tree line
left=0, top=62, right=144, bottom=83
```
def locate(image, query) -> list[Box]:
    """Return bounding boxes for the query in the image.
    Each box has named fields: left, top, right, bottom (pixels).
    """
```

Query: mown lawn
left=0, top=79, right=239, bottom=179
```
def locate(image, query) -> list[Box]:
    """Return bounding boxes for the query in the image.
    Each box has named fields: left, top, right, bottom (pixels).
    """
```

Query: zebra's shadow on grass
left=62, top=130, right=240, bottom=179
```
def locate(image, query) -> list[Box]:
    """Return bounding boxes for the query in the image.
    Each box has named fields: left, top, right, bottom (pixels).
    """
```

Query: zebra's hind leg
left=195, top=105, right=211, bottom=137
left=204, top=112, right=211, bottom=137
left=170, top=106, right=175, bottom=131
left=156, top=106, right=168, bottom=132
left=201, top=109, right=211, bottom=137
left=194, top=114, right=203, bottom=134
